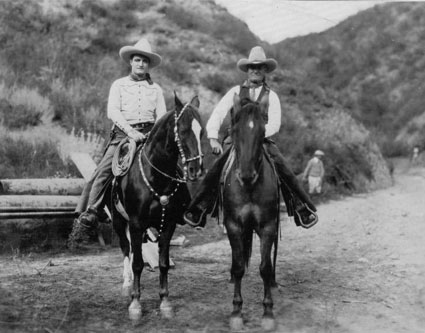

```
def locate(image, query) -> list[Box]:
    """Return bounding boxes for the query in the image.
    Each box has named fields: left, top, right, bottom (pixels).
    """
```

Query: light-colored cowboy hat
left=314, top=150, right=325, bottom=156
left=119, top=38, right=162, bottom=68
left=237, top=46, right=277, bottom=73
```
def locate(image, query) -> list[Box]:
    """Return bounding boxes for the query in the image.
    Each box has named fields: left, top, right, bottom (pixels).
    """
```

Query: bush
left=200, top=72, right=241, bottom=95
left=212, top=13, right=259, bottom=54
left=164, top=5, right=210, bottom=32
left=0, top=130, right=79, bottom=178
left=0, top=98, right=42, bottom=129
left=159, top=60, right=193, bottom=84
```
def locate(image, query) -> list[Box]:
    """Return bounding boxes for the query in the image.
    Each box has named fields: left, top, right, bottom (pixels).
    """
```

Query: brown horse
left=223, top=94, right=280, bottom=331
left=110, top=93, right=204, bottom=322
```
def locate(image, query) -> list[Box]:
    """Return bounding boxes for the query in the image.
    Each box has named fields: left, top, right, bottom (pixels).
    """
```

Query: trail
left=1, top=164, right=424, bottom=332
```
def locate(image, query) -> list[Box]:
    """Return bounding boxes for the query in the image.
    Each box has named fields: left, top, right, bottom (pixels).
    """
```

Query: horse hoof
left=261, top=317, right=276, bottom=331
left=160, top=300, right=174, bottom=319
left=128, top=300, right=142, bottom=323
left=229, top=316, right=244, bottom=332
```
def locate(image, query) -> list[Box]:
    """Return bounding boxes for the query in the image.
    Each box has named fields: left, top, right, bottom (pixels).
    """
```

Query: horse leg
left=226, top=220, right=245, bottom=331
left=259, top=228, right=277, bottom=331
left=128, top=226, right=144, bottom=323
left=112, top=216, right=132, bottom=297
left=158, top=223, right=176, bottom=319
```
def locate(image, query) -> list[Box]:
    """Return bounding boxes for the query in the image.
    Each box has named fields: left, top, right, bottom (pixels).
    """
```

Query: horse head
left=232, top=93, right=268, bottom=186
left=174, top=92, right=204, bottom=181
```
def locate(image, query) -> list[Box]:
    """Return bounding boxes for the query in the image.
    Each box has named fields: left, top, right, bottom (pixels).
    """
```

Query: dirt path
left=1, top=164, right=424, bottom=333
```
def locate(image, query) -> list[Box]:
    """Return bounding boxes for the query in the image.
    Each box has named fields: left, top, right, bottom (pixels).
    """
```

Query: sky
left=214, top=0, right=391, bottom=43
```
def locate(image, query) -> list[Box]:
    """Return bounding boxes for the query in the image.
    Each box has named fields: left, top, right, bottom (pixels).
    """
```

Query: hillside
left=274, top=2, right=425, bottom=154
left=0, top=0, right=392, bottom=195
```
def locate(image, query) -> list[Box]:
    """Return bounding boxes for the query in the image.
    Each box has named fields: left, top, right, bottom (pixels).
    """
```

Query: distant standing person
left=411, top=145, right=420, bottom=166
left=303, top=150, right=325, bottom=194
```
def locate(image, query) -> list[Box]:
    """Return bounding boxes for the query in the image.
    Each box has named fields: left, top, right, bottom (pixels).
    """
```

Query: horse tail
left=242, top=222, right=254, bottom=268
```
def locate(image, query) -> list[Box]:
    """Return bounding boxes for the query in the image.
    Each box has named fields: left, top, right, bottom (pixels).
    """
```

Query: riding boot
left=68, top=145, right=116, bottom=248
left=265, top=142, right=318, bottom=228
left=67, top=206, right=100, bottom=248
left=184, top=148, right=231, bottom=227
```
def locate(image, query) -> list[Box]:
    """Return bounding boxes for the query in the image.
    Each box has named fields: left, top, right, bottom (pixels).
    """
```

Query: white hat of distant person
left=314, top=150, right=325, bottom=156
left=119, top=38, right=162, bottom=68
left=237, top=46, right=278, bottom=73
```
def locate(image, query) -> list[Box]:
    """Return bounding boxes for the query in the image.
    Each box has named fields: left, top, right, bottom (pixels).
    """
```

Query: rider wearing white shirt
left=70, top=39, right=169, bottom=245
left=184, top=46, right=318, bottom=229
left=206, top=85, right=281, bottom=140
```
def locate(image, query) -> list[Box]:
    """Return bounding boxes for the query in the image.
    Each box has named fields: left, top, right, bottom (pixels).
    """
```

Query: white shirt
left=206, top=85, right=281, bottom=139
left=107, top=76, right=167, bottom=134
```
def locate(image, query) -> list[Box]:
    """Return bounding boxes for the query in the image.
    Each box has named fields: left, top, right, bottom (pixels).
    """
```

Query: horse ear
left=233, top=93, right=241, bottom=113
left=190, top=96, right=200, bottom=108
left=259, top=92, right=269, bottom=114
left=174, top=91, right=183, bottom=109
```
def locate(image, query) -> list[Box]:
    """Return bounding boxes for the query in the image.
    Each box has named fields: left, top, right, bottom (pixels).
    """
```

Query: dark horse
left=110, top=93, right=203, bottom=322
left=223, top=94, right=280, bottom=331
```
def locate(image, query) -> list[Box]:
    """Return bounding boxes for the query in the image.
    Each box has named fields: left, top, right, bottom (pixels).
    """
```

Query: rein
left=138, top=103, right=203, bottom=240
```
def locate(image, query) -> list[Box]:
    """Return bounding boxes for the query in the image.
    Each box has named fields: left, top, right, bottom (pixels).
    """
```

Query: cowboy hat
left=314, top=150, right=325, bottom=156
left=119, top=38, right=162, bottom=68
left=237, top=46, right=277, bottom=73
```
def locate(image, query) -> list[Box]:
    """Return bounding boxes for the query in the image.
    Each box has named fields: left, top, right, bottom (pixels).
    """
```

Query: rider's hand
left=209, top=138, right=223, bottom=155
left=128, top=130, right=146, bottom=144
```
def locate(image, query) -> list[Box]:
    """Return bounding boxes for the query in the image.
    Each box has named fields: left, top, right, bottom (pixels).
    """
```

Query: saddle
left=111, top=138, right=141, bottom=221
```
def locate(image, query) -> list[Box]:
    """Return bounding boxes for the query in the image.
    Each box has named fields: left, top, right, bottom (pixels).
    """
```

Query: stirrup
left=183, top=208, right=207, bottom=228
left=294, top=205, right=318, bottom=229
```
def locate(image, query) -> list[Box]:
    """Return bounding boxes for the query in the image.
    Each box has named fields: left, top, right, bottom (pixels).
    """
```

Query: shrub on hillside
left=212, top=13, right=258, bottom=54
left=0, top=131, right=79, bottom=178
left=162, top=4, right=210, bottom=32
left=200, top=72, right=241, bottom=95
left=0, top=98, right=42, bottom=129
left=159, top=60, right=193, bottom=84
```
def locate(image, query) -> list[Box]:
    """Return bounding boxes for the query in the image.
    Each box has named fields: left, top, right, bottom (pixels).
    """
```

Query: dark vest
left=230, top=82, right=270, bottom=125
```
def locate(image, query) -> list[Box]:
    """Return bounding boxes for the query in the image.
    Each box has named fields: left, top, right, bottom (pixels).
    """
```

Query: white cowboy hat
left=119, top=38, right=162, bottom=68
left=314, top=150, right=325, bottom=156
left=237, top=46, right=278, bottom=73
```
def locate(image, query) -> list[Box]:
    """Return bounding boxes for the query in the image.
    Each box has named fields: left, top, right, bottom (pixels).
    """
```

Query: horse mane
left=145, top=110, right=174, bottom=144
left=146, top=102, right=201, bottom=145
left=233, top=98, right=263, bottom=125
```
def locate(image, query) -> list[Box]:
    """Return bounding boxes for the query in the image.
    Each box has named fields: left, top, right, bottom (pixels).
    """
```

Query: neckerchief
left=130, top=73, right=153, bottom=85
left=242, top=78, right=265, bottom=89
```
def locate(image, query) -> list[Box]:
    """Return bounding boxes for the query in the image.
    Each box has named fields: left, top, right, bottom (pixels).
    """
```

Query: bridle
left=140, top=103, right=203, bottom=184
left=137, top=103, right=203, bottom=239
left=174, top=103, right=204, bottom=180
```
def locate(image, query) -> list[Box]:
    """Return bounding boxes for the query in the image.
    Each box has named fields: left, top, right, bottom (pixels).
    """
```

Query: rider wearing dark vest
left=183, top=46, right=318, bottom=228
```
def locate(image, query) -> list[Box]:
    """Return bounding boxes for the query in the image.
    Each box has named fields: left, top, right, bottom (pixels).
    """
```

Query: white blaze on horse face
left=191, top=119, right=203, bottom=165
left=248, top=120, right=254, bottom=129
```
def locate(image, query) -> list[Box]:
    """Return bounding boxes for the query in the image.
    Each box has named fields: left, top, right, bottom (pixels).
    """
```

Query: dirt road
left=1, top=164, right=424, bottom=332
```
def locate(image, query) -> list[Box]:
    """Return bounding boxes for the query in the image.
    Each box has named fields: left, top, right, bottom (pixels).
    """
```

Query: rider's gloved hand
left=128, top=129, right=146, bottom=144
left=209, top=138, right=223, bottom=155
